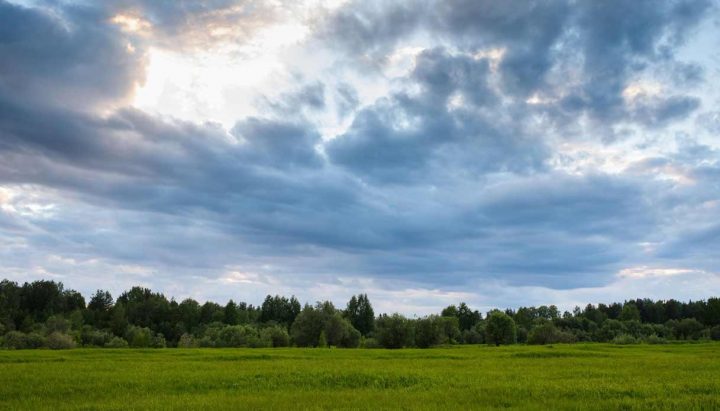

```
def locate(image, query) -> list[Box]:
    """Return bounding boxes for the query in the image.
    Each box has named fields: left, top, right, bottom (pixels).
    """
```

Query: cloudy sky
left=1, top=0, right=719, bottom=314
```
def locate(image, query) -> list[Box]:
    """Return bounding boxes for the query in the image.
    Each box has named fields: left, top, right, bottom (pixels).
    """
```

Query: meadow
left=1, top=343, right=719, bottom=410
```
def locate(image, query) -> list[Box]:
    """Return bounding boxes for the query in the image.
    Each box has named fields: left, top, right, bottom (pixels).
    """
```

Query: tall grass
left=1, top=343, right=719, bottom=410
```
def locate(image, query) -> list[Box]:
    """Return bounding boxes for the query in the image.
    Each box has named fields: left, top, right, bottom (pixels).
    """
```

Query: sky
left=1, top=0, right=719, bottom=315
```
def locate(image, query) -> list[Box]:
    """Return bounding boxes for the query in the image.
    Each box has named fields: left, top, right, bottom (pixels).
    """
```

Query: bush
left=2, top=331, right=28, bottom=349
left=710, top=325, right=720, bottom=341
left=595, top=319, right=625, bottom=342
left=47, top=332, right=77, bottom=349
left=341, top=326, right=361, bottom=348
left=217, top=325, right=259, bottom=347
left=81, top=327, right=114, bottom=347
left=462, top=328, right=483, bottom=344
left=644, top=334, right=668, bottom=344
left=318, top=331, right=328, bottom=348
left=375, top=314, right=413, bottom=349
left=260, top=326, right=290, bottom=348
left=26, top=332, right=47, bottom=349
left=612, top=334, right=639, bottom=345
left=177, top=333, right=197, bottom=348
left=105, top=336, right=129, bottom=348
left=527, top=322, right=576, bottom=345
left=360, top=337, right=380, bottom=348
left=323, top=313, right=361, bottom=348
left=126, top=326, right=166, bottom=348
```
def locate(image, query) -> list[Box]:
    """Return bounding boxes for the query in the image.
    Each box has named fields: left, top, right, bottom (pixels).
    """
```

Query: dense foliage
left=1, top=279, right=720, bottom=349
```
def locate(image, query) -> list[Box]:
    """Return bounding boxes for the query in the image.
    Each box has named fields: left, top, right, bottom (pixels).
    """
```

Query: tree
left=86, top=290, right=113, bottom=328
left=345, top=294, right=374, bottom=336
left=375, top=314, right=413, bottom=349
left=178, top=299, right=201, bottom=333
left=224, top=300, right=239, bottom=325
left=414, top=316, right=444, bottom=348
left=290, top=305, right=325, bottom=347
left=260, top=295, right=302, bottom=325
left=324, top=312, right=359, bottom=347
left=485, top=311, right=517, bottom=346
left=110, top=304, right=128, bottom=337
left=441, top=305, right=458, bottom=318
left=620, top=302, right=641, bottom=322
left=456, top=303, right=481, bottom=331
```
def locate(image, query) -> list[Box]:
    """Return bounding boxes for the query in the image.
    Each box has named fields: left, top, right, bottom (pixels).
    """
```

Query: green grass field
left=1, top=344, right=719, bottom=410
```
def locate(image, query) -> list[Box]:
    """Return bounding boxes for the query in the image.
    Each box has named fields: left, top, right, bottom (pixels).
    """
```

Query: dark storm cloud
left=326, top=47, right=547, bottom=182
left=321, top=0, right=710, bottom=127
left=0, top=0, right=145, bottom=109
left=0, top=0, right=718, bottom=299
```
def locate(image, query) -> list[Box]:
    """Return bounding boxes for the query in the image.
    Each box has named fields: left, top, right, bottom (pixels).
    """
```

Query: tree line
left=1, top=279, right=719, bottom=349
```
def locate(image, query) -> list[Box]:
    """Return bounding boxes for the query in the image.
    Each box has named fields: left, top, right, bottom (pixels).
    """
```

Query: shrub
left=360, top=337, right=380, bottom=349
left=2, top=331, right=28, bottom=349
left=260, top=326, right=290, bottom=348
left=375, top=314, right=413, bottom=349
left=318, top=331, right=328, bottom=348
left=151, top=333, right=166, bottom=348
left=323, top=313, right=360, bottom=348
left=612, top=334, right=639, bottom=345
left=26, top=332, right=47, bottom=349
left=124, top=326, right=165, bottom=348
left=177, top=333, right=197, bottom=348
left=126, top=326, right=152, bottom=348
left=462, top=328, right=483, bottom=344
left=710, top=325, right=720, bottom=341
left=341, top=326, right=361, bottom=348
left=595, top=319, right=625, bottom=342
left=105, top=337, right=129, bottom=348
left=527, top=322, right=576, bottom=345
left=81, top=327, right=114, bottom=347
left=644, top=334, right=668, bottom=345
left=47, top=332, right=77, bottom=349
left=218, top=325, right=259, bottom=347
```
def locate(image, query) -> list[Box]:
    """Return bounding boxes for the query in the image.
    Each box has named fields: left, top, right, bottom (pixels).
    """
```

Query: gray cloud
left=0, top=0, right=719, bottom=309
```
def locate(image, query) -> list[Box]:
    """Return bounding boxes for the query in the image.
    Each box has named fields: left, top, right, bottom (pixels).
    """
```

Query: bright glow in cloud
left=110, top=14, right=152, bottom=33
left=617, top=266, right=698, bottom=279
left=133, top=22, right=309, bottom=126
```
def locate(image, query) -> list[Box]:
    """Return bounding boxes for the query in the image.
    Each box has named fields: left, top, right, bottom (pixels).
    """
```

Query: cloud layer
left=1, top=0, right=719, bottom=313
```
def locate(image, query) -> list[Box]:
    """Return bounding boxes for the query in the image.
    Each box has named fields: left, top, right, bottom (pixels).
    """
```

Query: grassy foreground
left=1, top=344, right=719, bottom=410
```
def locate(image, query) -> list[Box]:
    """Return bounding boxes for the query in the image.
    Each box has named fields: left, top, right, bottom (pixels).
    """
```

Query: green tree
left=375, top=314, right=413, bottom=349
left=290, top=305, right=325, bottom=347
left=414, top=315, right=443, bottom=348
left=485, top=311, right=517, bottom=346
left=345, top=294, right=375, bottom=336
left=224, top=300, right=239, bottom=325
left=620, top=302, right=641, bottom=322
left=456, top=303, right=481, bottom=331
